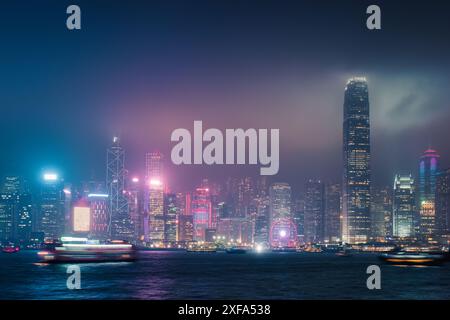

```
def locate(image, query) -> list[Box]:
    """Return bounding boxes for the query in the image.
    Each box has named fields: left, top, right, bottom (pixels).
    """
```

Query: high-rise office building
left=292, top=196, right=305, bottom=244
left=191, top=187, right=212, bottom=241
left=325, top=183, right=341, bottom=243
left=0, top=177, right=32, bottom=243
left=145, top=151, right=164, bottom=243
left=269, top=183, right=296, bottom=247
left=371, top=186, right=392, bottom=241
left=106, top=137, right=132, bottom=240
left=418, top=148, right=440, bottom=242
left=164, top=193, right=178, bottom=243
left=38, top=173, right=65, bottom=240
left=127, top=177, right=143, bottom=242
left=88, top=193, right=109, bottom=239
left=304, top=179, right=325, bottom=243
left=436, top=168, right=450, bottom=242
left=342, top=77, right=371, bottom=244
left=392, top=175, right=415, bottom=239
left=177, top=192, right=193, bottom=242
left=253, top=195, right=270, bottom=246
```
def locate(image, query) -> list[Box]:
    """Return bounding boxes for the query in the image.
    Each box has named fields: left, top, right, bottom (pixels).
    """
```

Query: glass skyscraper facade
left=304, top=179, right=325, bottom=243
left=393, top=174, right=415, bottom=239
left=269, top=183, right=296, bottom=247
left=342, top=77, right=371, bottom=244
left=106, top=137, right=132, bottom=240
left=418, top=148, right=440, bottom=242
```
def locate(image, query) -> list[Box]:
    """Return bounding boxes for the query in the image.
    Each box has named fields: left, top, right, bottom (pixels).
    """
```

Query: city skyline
left=1, top=1, right=450, bottom=192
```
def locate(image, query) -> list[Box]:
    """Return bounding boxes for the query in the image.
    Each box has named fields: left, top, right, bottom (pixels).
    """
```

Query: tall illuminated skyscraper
left=164, top=193, right=178, bottom=243
left=371, top=186, right=392, bottom=241
left=177, top=192, right=193, bottom=243
left=191, top=187, right=212, bottom=241
left=106, top=137, right=132, bottom=240
left=88, top=193, right=109, bottom=239
left=269, top=183, right=296, bottom=247
left=342, top=77, right=371, bottom=244
left=418, top=148, right=440, bottom=242
left=392, top=174, right=415, bottom=239
left=38, top=173, right=65, bottom=240
left=145, top=151, right=164, bottom=243
left=436, top=168, right=450, bottom=242
left=127, top=177, right=143, bottom=242
left=304, top=179, right=325, bottom=243
left=325, top=183, right=341, bottom=243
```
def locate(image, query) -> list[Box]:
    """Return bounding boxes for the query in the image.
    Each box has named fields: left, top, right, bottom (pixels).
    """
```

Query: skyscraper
left=325, top=183, right=341, bottom=243
left=106, top=137, right=132, bottom=240
left=269, top=183, right=296, bottom=247
left=418, top=148, right=440, bottom=242
left=253, top=195, right=270, bottom=246
left=88, top=193, right=109, bottom=239
left=342, top=77, right=371, bottom=244
left=164, top=193, right=178, bottom=243
left=177, top=192, right=193, bottom=243
left=392, top=175, right=415, bottom=239
left=191, top=187, right=212, bottom=241
left=127, top=177, right=143, bottom=242
left=38, top=173, right=65, bottom=240
left=436, top=168, right=450, bottom=243
left=371, top=186, right=392, bottom=241
left=145, top=151, right=165, bottom=243
left=304, top=179, right=325, bottom=243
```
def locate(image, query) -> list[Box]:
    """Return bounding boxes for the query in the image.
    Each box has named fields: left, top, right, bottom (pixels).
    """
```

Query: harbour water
left=2, top=250, right=450, bottom=299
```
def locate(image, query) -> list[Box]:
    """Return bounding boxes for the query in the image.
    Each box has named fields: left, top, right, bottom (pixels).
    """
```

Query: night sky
left=1, top=0, right=450, bottom=192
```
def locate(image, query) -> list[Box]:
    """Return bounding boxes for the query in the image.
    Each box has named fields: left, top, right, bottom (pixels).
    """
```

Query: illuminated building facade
left=88, top=193, right=109, bottom=239
left=73, top=205, right=91, bottom=233
left=392, top=175, right=415, bottom=239
left=191, top=187, right=212, bottom=241
left=304, top=179, right=325, bottom=243
left=127, top=177, right=143, bottom=242
left=38, top=173, right=65, bottom=240
left=0, top=177, right=33, bottom=244
left=325, top=183, right=341, bottom=242
left=269, top=183, right=296, bottom=247
left=164, top=193, right=178, bottom=243
left=106, top=137, right=132, bottom=240
left=177, top=192, right=193, bottom=242
left=420, top=201, right=436, bottom=243
left=371, top=186, right=392, bottom=241
left=342, top=77, right=371, bottom=244
left=436, top=168, right=450, bottom=242
left=253, top=196, right=270, bottom=245
left=146, top=151, right=164, bottom=243
left=418, top=148, right=440, bottom=242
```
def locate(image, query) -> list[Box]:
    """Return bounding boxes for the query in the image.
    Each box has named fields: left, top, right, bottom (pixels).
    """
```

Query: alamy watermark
left=170, top=121, right=279, bottom=175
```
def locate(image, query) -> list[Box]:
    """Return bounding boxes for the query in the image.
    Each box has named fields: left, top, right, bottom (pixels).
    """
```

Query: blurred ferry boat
left=38, top=237, right=137, bottom=263
left=186, top=243, right=216, bottom=253
left=379, top=251, right=446, bottom=266
left=226, top=247, right=247, bottom=254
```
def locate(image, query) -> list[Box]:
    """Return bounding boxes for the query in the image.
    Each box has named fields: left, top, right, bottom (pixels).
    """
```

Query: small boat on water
left=336, top=250, right=353, bottom=257
left=379, top=251, right=446, bottom=266
left=272, top=247, right=297, bottom=253
left=186, top=247, right=216, bottom=253
left=2, top=246, right=20, bottom=253
left=38, top=237, right=137, bottom=263
left=226, top=247, right=247, bottom=254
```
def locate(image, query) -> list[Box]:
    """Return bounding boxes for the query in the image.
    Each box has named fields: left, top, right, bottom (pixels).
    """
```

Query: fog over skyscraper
left=342, top=78, right=371, bottom=244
